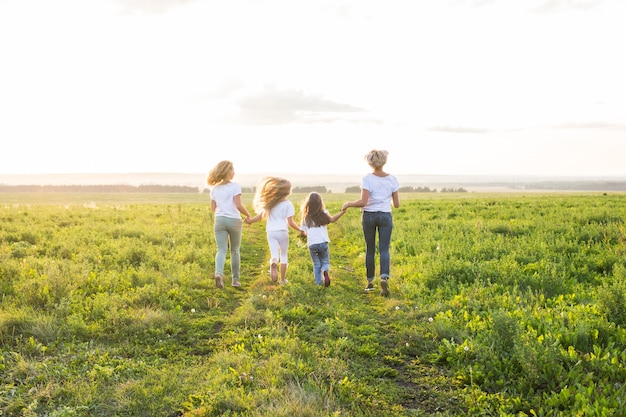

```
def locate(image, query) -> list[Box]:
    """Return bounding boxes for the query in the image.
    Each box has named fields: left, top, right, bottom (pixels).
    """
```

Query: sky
left=1, top=0, right=625, bottom=178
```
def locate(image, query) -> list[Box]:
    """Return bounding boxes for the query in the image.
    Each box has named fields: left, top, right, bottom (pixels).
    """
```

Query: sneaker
left=380, top=278, right=390, bottom=297
left=323, top=271, right=331, bottom=287
left=215, top=274, right=224, bottom=289
left=270, top=263, right=278, bottom=282
left=365, top=281, right=375, bottom=291
left=232, top=278, right=241, bottom=287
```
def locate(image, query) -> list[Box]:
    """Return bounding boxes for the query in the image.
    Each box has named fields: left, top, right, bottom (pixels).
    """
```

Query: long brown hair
left=302, top=192, right=331, bottom=227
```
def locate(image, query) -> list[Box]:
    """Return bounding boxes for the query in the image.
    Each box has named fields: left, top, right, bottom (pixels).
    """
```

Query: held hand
left=341, top=203, right=349, bottom=211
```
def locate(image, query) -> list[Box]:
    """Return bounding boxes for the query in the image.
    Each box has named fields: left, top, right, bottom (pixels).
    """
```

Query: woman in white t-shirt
left=342, top=150, right=400, bottom=297
left=247, top=177, right=304, bottom=285
left=208, top=161, right=252, bottom=288
left=300, top=192, right=346, bottom=287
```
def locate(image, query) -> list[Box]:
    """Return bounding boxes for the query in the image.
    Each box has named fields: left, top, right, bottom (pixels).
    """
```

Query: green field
left=1, top=192, right=625, bottom=416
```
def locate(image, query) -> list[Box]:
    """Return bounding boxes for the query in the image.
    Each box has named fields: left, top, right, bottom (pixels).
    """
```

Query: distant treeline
left=522, top=181, right=626, bottom=191
left=345, top=185, right=466, bottom=193
left=0, top=184, right=333, bottom=194
left=5, top=184, right=453, bottom=194
left=0, top=184, right=201, bottom=193
left=201, top=185, right=330, bottom=194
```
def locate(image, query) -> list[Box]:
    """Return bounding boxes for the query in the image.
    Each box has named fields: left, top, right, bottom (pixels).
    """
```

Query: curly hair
left=301, top=192, right=331, bottom=228
left=253, top=177, right=292, bottom=216
left=207, top=160, right=234, bottom=186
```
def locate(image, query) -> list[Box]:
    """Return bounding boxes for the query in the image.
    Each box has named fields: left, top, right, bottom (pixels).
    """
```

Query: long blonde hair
left=253, top=177, right=292, bottom=216
left=207, top=161, right=233, bottom=186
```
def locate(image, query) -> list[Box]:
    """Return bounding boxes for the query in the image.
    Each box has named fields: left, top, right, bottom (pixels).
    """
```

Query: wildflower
left=258, top=334, right=263, bottom=339
left=428, top=317, right=433, bottom=323
left=191, top=308, right=196, bottom=313
left=464, top=346, right=469, bottom=352
left=406, top=342, right=410, bottom=347
left=395, top=306, right=400, bottom=310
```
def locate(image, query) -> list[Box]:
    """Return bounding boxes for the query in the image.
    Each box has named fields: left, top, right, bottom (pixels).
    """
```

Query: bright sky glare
left=1, top=0, right=625, bottom=177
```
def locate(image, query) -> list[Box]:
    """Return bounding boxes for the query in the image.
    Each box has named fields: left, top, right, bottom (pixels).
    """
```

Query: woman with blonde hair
left=342, top=150, right=400, bottom=297
left=247, top=177, right=304, bottom=284
left=207, top=160, right=252, bottom=288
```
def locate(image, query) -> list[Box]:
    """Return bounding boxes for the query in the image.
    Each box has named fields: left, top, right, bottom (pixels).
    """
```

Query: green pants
left=214, top=216, right=243, bottom=279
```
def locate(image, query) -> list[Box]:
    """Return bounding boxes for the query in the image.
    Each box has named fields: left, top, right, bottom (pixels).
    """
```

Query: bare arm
left=287, top=216, right=305, bottom=235
left=210, top=200, right=217, bottom=212
left=391, top=191, right=400, bottom=208
left=329, top=209, right=347, bottom=223
left=233, top=194, right=251, bottom=220
left=342, top=189, right=369, bottom=211
left=246, top=213, right=263, bottom=225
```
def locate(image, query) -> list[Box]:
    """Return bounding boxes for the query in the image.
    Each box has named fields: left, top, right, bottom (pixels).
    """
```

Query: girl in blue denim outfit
left=300, top=192, right=346, bottom=287
left=342, top=150, right=400, bottom=297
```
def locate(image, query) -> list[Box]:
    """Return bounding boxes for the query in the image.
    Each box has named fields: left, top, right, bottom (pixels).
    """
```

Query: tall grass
left=1, top=192, right=625, bottom=416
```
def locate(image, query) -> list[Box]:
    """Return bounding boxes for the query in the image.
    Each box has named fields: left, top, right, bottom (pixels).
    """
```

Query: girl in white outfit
left=247, top=177, right=304, bottom=284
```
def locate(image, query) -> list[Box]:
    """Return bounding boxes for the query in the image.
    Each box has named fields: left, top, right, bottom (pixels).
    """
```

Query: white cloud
left=232, top=86, right=364, bottom=125
left=0, top=0, right=624, bottom=176
left=113, top=0, right=202, bottom=15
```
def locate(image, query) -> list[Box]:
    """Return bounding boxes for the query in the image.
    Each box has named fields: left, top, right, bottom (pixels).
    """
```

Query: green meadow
left=1, top=192, right=625, bottom=416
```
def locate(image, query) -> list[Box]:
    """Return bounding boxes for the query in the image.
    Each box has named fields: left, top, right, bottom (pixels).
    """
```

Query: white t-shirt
left=301, top=210, right=330, bottom=246
left=361, top=173, right=400, bottom=212
left=210, top=182, right=242, bottom=219
left=266, top=200, right=295, bottom=232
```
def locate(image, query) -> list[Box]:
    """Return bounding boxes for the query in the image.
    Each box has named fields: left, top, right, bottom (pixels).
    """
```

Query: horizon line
left=2, top=172, right=626, bottom=179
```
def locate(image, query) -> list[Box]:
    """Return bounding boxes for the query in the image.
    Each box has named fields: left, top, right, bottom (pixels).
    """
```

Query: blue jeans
left=361, top=211, right=393, bottom=280
left=214, top=216, right=243, bottom=279
left=308, top=242, right=330, bottom=285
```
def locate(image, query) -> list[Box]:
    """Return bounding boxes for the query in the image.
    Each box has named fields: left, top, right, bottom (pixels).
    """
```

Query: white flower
left=395, top=306, right=400, bottom=310
left=191, top=308, right=196, bottom=313
left=428, top=317, right=434, bottom=323
left=258, top=334, right=263, bottom=339
left=464, top=346, right=469, bottom=352
left=405, top=342, right=410, bottom=347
